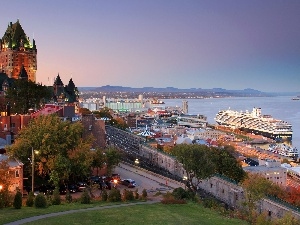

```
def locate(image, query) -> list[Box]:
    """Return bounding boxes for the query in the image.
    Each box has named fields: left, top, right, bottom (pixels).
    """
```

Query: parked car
left=59, top=185, right=67, bottom=195
left=67, top=184, right=79, bottom=193
left=77, top=181, right=87, bottom=191
left=121, top=179, right=136, bottom=188
left=39, top=184, right=55, bottom=195
left=89, top=176, right=101, bottom=184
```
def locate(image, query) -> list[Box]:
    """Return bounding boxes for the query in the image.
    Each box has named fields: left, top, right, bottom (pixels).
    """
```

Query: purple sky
left=1, top=0, right=300, bottom=92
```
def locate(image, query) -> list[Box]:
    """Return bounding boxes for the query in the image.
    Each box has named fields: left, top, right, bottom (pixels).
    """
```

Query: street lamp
left=31, top=147, right=39, bottom=193
left=135, top=158, right=139, bottom=166
left=0, top=184, right=3, bottom=191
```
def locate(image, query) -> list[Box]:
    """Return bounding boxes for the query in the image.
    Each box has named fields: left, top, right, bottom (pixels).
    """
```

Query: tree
left=7, top=114, right=94, bottom=183
left=241, top=173, right=285, bottom=223
left=91, top=148, right=106, bottom=176
left=211, top=146, right=246, bottom=183
left=105, top=146, right=121, bottom=176
left=5, top=79, right=52, bottom=114
left=171, top=144, right=216, bottom=192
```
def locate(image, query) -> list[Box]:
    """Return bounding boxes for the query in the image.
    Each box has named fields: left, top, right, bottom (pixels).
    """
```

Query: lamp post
left=31, top=147, right=39, bottom=193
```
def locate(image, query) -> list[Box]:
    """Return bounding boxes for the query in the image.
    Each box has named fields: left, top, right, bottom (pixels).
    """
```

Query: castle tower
left=0, top=20, right=37, bottom=82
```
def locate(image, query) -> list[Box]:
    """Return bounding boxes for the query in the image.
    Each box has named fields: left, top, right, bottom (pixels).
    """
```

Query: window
left=11, top=123, right=15, bottom=128
left=15, top=170, right=20, bottom=178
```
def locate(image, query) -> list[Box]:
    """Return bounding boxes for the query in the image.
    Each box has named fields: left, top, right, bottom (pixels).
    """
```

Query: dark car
left=67, top=184, right=79, bottom=193
left=59, top=185, right=67, bottom=195
left=99, top=181, right=111, bottom=190
left=77, top=181, right=87, bottom=191
left=121, top=179, right=137, bottom=188
left=39, top=184, right=55, bottom=195
left=89, top=176, right=101, bottom=184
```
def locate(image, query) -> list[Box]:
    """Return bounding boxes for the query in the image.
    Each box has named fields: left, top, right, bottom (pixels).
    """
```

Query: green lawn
left=0, top=201, right=249, bottom=225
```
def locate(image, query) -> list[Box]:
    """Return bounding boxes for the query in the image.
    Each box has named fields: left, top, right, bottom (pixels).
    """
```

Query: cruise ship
left=215, top=107, right=293, bottom=141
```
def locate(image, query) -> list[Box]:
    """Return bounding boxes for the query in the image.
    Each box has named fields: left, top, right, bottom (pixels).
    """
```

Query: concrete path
left=4, top=200, right=160, bottom=225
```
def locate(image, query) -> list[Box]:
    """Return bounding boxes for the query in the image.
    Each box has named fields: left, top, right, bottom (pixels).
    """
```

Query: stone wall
left=106, top=125, right=300, bottom=220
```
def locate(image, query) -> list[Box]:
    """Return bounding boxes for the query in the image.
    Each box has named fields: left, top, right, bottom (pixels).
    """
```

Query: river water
left=163, top=96, right=300, bottom=149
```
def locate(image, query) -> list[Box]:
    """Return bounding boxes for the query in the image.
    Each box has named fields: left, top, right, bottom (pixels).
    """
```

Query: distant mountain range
left=78, top=85, right=299, bottom=96
left=79, top=85, right=263, bottom=93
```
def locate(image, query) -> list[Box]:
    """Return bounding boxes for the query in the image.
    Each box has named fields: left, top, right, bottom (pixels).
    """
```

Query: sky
left=1, top=0, right=300, bottom=92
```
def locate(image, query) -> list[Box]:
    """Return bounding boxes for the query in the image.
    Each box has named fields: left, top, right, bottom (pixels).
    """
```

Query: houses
left=0, top=154, right=23, bottom=194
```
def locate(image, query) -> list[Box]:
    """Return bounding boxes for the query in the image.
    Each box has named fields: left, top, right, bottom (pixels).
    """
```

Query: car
left=67, top=184, right=79, bottom=193
left=89, top=176, right=101, bottom=184
left=99, top=181, right=111, bottom=190
left=121, top=179, right=137, bottom=188
left=39, top=184, right=55, bottom=195
left=59, top=185, right=67, bottom=195
left=77, top=181, right=87, bottom=191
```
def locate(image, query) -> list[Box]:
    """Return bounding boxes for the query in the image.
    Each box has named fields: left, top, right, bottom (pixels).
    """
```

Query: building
left=0, top=20, right=37, bottom=82
left=244, top=158, right=287, bottom=187
left=182, top=100, right=188, bottom=114
left=0, top=154, right=23, bottom=194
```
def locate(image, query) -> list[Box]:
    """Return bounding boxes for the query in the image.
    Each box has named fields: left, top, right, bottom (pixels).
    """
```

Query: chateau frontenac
left=0, top=19, right=37, bottom=82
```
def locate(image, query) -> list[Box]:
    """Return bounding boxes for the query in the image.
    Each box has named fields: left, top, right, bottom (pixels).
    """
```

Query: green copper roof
left=1, top=20, right=34, bottom=49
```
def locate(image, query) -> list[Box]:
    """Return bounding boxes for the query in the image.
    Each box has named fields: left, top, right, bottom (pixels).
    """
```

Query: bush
left=0, top=188, right=12, bottom=208
left=52, top=188, right=61, bottom=205
left=172, top=187, right=195, bottom=200
left=134, top=189, right=139, bottom=200
left=80, top=189, right=91, bottom=204
left=26, top=192, right=35, bottom=207
left=108, top=188, right=121, bottom=202
left=161, top=192, right=186, bottom=204
left=65, top=190, right=72, bottom=203
left=13, top=191, right=22, bottom=209
left=202, top=197, right=219, bottom=209
left=101, top=189, right=108, bottom=202
left=141, top=189, right=147, bottom=200
left=34, top=193, right=47, bottom=208
left=123, top=189, right=134, bottom=201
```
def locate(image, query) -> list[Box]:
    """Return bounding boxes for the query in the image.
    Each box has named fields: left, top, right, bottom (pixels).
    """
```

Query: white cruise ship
left=215, top=107, right=292, bottom=141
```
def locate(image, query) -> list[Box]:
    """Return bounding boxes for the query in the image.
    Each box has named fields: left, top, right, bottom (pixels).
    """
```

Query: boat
left=268, top=143, right=298, bottom=158
left=177, top=114, right=207, bottom=128
left=291, top=96, right=300, bottom=100
left=150, top=98, right=165, bottom=105
left=215, top=107, right=293, bottom=141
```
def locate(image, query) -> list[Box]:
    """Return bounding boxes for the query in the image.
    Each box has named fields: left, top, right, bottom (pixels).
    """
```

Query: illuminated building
left=0, top=20, right=37, bottom=82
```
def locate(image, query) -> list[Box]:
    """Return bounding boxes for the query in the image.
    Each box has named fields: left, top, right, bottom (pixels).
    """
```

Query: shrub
left=45, top=192, right=52, bottom=206
left=65, top=190, right=72, bottom=203
left=202, top=197, right=219, bottom=209
left=13, top=191, right=22, bottom=209
left=123, top=189, right=134, bottom=201
left=34, top=193, right=47, bottom=208
left=134, top=189, right=139, bottom=200
left=52, top=188, right=61, bottom=205
left=108, top=188, right=121, bottom=202
left=0, top=188, right=12, bottom=208
left=26, top=192, right=35, bottom=207
left=80, top=189, right=91, bottom=204
left=161, top=192, right=186, bottom=204
left=101, top=189, right=108, bottom=202
left=172, top=187, right=195, bottom=201
left=141, top=189, right=147, bottom=200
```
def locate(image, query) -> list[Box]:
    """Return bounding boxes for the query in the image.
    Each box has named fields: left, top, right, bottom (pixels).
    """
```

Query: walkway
left=4, top=200, right=160, bottom=225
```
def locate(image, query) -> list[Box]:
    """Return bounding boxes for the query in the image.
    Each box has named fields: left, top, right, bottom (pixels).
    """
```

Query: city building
left=244, top=158, right=287, bottom=186
left=0, top=20, right=37, bottom=82
left=0, top=154, right=24, bottom=194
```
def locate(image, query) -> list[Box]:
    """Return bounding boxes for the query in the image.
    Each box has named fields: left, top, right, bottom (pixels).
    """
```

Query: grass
left=0, top=201, right=249, bottom=225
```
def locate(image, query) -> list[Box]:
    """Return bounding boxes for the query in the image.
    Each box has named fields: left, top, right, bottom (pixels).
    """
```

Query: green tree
left=105, top=147, right=121, bottom=175
left=91, top=148, right=106, bottom=176
left=5, top=79, right=52, bottom=114
left=241, top=173, right=284, bottom=223
left=211, top=146, right=246, bottom=183
left=13, top=191, right=23, bottom=209
left=171, top=144, right=216, bottom=192
left=7, top=114, right=93, bottom=182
